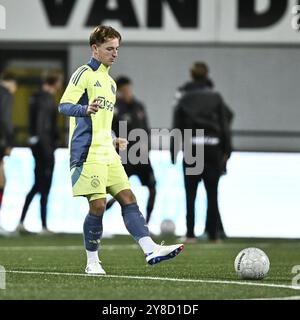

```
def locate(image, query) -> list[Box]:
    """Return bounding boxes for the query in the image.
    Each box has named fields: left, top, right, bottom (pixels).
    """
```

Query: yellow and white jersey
left=59, top=57, right=119, bottom=168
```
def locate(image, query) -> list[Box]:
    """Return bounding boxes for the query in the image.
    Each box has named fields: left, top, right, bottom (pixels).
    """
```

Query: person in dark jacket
left=106, top=76, right=156, bottom=224
left=16, top=72, right=63, bottom=234
left=171, top=62, right=234, bottom=243
left=0, top=72, right=17, bottom=236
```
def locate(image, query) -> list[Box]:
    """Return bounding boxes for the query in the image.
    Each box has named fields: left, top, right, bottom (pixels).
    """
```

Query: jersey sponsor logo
left=96, top=96, right=114, bottom=112
left=72, top=66, right=88, bottom=86
left=94, top=80, right=101, bottom=87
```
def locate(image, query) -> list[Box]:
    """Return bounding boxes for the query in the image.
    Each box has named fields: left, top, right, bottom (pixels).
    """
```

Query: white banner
left=0, top=0, right=299, bottom=43
left=1, top=149, right=300, bottom=238
left=219, top=0, right=300, bottom=43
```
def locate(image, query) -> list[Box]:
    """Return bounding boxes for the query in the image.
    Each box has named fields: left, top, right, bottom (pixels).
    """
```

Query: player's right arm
left=58, top=66, right=99, bottom=117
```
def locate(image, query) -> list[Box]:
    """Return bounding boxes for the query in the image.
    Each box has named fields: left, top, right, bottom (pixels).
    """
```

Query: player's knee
left=124, top=190, right=136, bottom=204
left=115, top=189, right=136, bottom=206
left=89, top=199, right=106, bottom=216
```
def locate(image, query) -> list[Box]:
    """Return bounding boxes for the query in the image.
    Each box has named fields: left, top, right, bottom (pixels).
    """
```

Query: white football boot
left=146, top=242, right=184, bottom=265
left=85, top=260, right=106, bottom=275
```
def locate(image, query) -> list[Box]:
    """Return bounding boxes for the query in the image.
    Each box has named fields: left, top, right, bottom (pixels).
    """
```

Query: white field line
left=0, top=242, right=287, bottom=251
left=6, top=270, right=300, bottom=292
left=248, top=295, right=300, bottom=300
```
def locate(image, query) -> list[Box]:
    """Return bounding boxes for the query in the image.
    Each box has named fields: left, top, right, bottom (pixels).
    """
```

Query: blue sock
left=83, top=212, right=103, bottom=251
left=122, top=203, right=150, bottom=241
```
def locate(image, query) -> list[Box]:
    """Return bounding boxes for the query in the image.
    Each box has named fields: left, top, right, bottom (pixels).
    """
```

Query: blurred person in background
left=106, top=76, right=156, bottom=224
left=0, top=72, right=18, bottom=236
left=16, top=72, right=63, bottom=235
left=171, top=62, right=234, bottom=243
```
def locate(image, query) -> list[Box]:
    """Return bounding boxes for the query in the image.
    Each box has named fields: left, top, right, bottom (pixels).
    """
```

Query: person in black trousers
left=16, top=72, right=63, bottom=234
left=171, top=62, right=234, bottom=243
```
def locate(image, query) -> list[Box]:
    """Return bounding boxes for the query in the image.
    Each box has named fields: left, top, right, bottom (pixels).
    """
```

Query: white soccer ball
left=234, top=247, right=270, bottom=280
left=160, top=219, right=176, bottom=235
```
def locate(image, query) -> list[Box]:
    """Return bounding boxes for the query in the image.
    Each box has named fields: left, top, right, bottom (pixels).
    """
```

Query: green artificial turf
left=0, top=234, right=299, bottom=300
